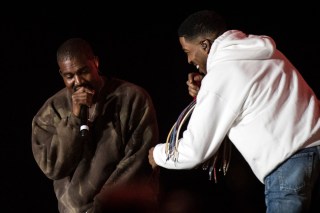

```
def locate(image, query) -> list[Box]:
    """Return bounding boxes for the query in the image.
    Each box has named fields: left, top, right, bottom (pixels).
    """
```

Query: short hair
left=177, top=10, right=227, bottom=41
left=56, top=38, right=95, bottom=63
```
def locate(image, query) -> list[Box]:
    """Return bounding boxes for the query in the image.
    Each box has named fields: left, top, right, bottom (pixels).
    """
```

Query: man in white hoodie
left=149, top=10, right=320, bottom=212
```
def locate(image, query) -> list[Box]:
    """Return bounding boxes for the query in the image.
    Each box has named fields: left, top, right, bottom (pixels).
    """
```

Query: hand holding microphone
left=72, top=85, right=95, bottom=137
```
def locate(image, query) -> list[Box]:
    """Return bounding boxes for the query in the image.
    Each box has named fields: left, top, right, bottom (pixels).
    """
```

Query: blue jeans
left=264, top=146, right=320, bottom=213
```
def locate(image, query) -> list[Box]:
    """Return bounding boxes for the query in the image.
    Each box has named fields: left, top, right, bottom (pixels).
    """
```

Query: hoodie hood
left=208, top=30, right=276, bottom=69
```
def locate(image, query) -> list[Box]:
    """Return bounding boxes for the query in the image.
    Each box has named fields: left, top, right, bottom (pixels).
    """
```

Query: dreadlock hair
left=177, top=10, right=227, bottom=42
left=56, top=38, right=95, bottom=63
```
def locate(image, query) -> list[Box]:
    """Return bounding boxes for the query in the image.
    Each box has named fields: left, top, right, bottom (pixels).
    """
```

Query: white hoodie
left=153, top=30, right=320, bottom=183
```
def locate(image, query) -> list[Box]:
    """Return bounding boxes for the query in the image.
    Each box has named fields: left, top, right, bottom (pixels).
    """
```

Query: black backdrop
left=2, top=2, right=319, bottom=212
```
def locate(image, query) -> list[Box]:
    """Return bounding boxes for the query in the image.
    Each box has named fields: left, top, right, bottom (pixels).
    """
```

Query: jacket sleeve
left=31, top=100, right=84, bottom=179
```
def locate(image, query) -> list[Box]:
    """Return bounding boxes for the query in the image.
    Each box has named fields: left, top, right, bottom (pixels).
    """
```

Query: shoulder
left=104, top=78, right=155, bottom=110
left=108, top=77, right=151, bottom=98
left=34, top=88, right=70, bottom=119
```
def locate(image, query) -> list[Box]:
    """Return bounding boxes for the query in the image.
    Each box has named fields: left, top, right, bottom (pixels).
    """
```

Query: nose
left=74, top=74, right=83, bottom=86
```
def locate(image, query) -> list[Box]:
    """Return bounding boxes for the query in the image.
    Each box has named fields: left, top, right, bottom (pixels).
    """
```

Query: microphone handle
left=80, top=105, right=89, bottom=136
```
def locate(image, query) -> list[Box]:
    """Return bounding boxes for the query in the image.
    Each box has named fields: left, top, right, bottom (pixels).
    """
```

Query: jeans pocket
left=278, top=151, right=314, bottom=192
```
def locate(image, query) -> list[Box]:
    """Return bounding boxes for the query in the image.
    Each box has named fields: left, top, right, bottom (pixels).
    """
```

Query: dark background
left=2, top=2, right=319, bottom=212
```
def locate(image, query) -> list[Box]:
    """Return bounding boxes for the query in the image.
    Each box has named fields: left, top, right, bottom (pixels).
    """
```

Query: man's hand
left=148, top=147, right=158, bottom=169
left=72, top=86, right=95, bottom=117
left=186, top=72, right=203, bottom=98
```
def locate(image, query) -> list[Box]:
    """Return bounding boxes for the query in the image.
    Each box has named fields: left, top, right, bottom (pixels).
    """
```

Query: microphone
left=79, top=105, right=89, bottom=137
left=73, top=85, right=89, bottom=137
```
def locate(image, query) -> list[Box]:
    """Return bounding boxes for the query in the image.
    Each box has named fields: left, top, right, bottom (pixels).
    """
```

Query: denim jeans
left=264, top=146, right=320, bottom=213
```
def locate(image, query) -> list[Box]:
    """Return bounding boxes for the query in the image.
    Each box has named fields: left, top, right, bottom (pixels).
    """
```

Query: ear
left=201, top=41, right=207, bottom=50
left=200, top=40, right=211, bottom=53
left=94, top=56, right=99, bottom=68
